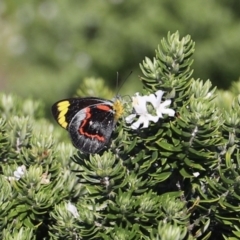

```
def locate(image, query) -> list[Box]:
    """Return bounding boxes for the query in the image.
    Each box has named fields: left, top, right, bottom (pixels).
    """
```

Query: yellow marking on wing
left=58, top=117, right=68, bottom=128
left=58, top=108, right=68, bottom=118
left=57, top=101, right=70, bottom=111
left=57, top=101, right=70, bottom=129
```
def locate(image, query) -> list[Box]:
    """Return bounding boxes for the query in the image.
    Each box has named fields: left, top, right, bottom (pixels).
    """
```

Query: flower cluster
left=8, top=165, right=26, bottom=181
left=125, top=90, right=175, bottom=129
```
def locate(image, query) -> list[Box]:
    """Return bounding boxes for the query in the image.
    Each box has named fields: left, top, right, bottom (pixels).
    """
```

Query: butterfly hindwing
left=68, top=103, right=115, bottom=153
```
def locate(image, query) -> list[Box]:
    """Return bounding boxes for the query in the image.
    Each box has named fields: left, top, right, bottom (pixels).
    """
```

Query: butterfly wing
left=51, top=97, right=110, bottom=129
left=51, top=97, right=115, bottom=153
left=68, top=103, right=116, bottom=153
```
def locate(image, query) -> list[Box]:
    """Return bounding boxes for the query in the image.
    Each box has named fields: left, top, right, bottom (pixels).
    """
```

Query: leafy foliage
left=1, top=32, right=240, bottom=239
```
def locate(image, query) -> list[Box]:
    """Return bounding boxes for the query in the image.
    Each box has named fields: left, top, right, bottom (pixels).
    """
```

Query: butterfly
left=51, top=97, right=123, bottom=154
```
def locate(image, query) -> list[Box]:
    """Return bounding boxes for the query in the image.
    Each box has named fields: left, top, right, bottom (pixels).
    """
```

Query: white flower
left=13, top=165, right=26, bottom=180
left=147, top=90, right=175, bottom=118
left=193, top=172, right=200, bottom=177
left=125, top=90, right=175, bottom=129
left=125, top=93, right=158, bottom=129
left=67, top=202, right=79, bottom=218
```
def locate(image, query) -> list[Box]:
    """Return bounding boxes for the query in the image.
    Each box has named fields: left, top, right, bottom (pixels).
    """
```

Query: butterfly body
left=51, top=97, right=123, bottom=154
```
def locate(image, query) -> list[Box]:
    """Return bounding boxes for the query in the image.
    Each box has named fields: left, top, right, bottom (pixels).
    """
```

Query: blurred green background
left=0, top=0, right=240, bottom=110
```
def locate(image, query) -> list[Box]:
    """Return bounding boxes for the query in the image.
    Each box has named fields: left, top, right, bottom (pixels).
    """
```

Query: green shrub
left=1, top=32, right=240, bottom=239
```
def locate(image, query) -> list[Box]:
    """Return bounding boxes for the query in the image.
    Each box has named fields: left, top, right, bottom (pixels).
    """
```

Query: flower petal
left=156, top=99, right=175, bottom=118
left=125, top=114, right=136, bottom=124
left=161, top=108, right=175, bottom=117
left=154, top=90, right=165, bottom=106
left=145, top=90, right=164, bottom=108
left=160, top=99, right=171, bottom=108
left=130, top=118, right=143, bottom=129
left=132, top=94, right=148, bottom=114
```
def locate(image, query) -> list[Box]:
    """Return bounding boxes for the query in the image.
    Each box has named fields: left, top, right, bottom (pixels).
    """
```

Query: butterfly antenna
left=115, top=71, right=119, bottom=94
left=115, top=71, right=132, bottom=96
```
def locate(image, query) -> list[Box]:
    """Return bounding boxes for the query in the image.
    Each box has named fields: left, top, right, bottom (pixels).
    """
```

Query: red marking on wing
left=78, top=107, right=105, bottom=142
left=96, top=104, right=112, bottom=111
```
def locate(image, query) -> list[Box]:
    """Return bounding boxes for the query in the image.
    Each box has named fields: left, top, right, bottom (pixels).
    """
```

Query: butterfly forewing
left=51, top=97, right=113, bottom=129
